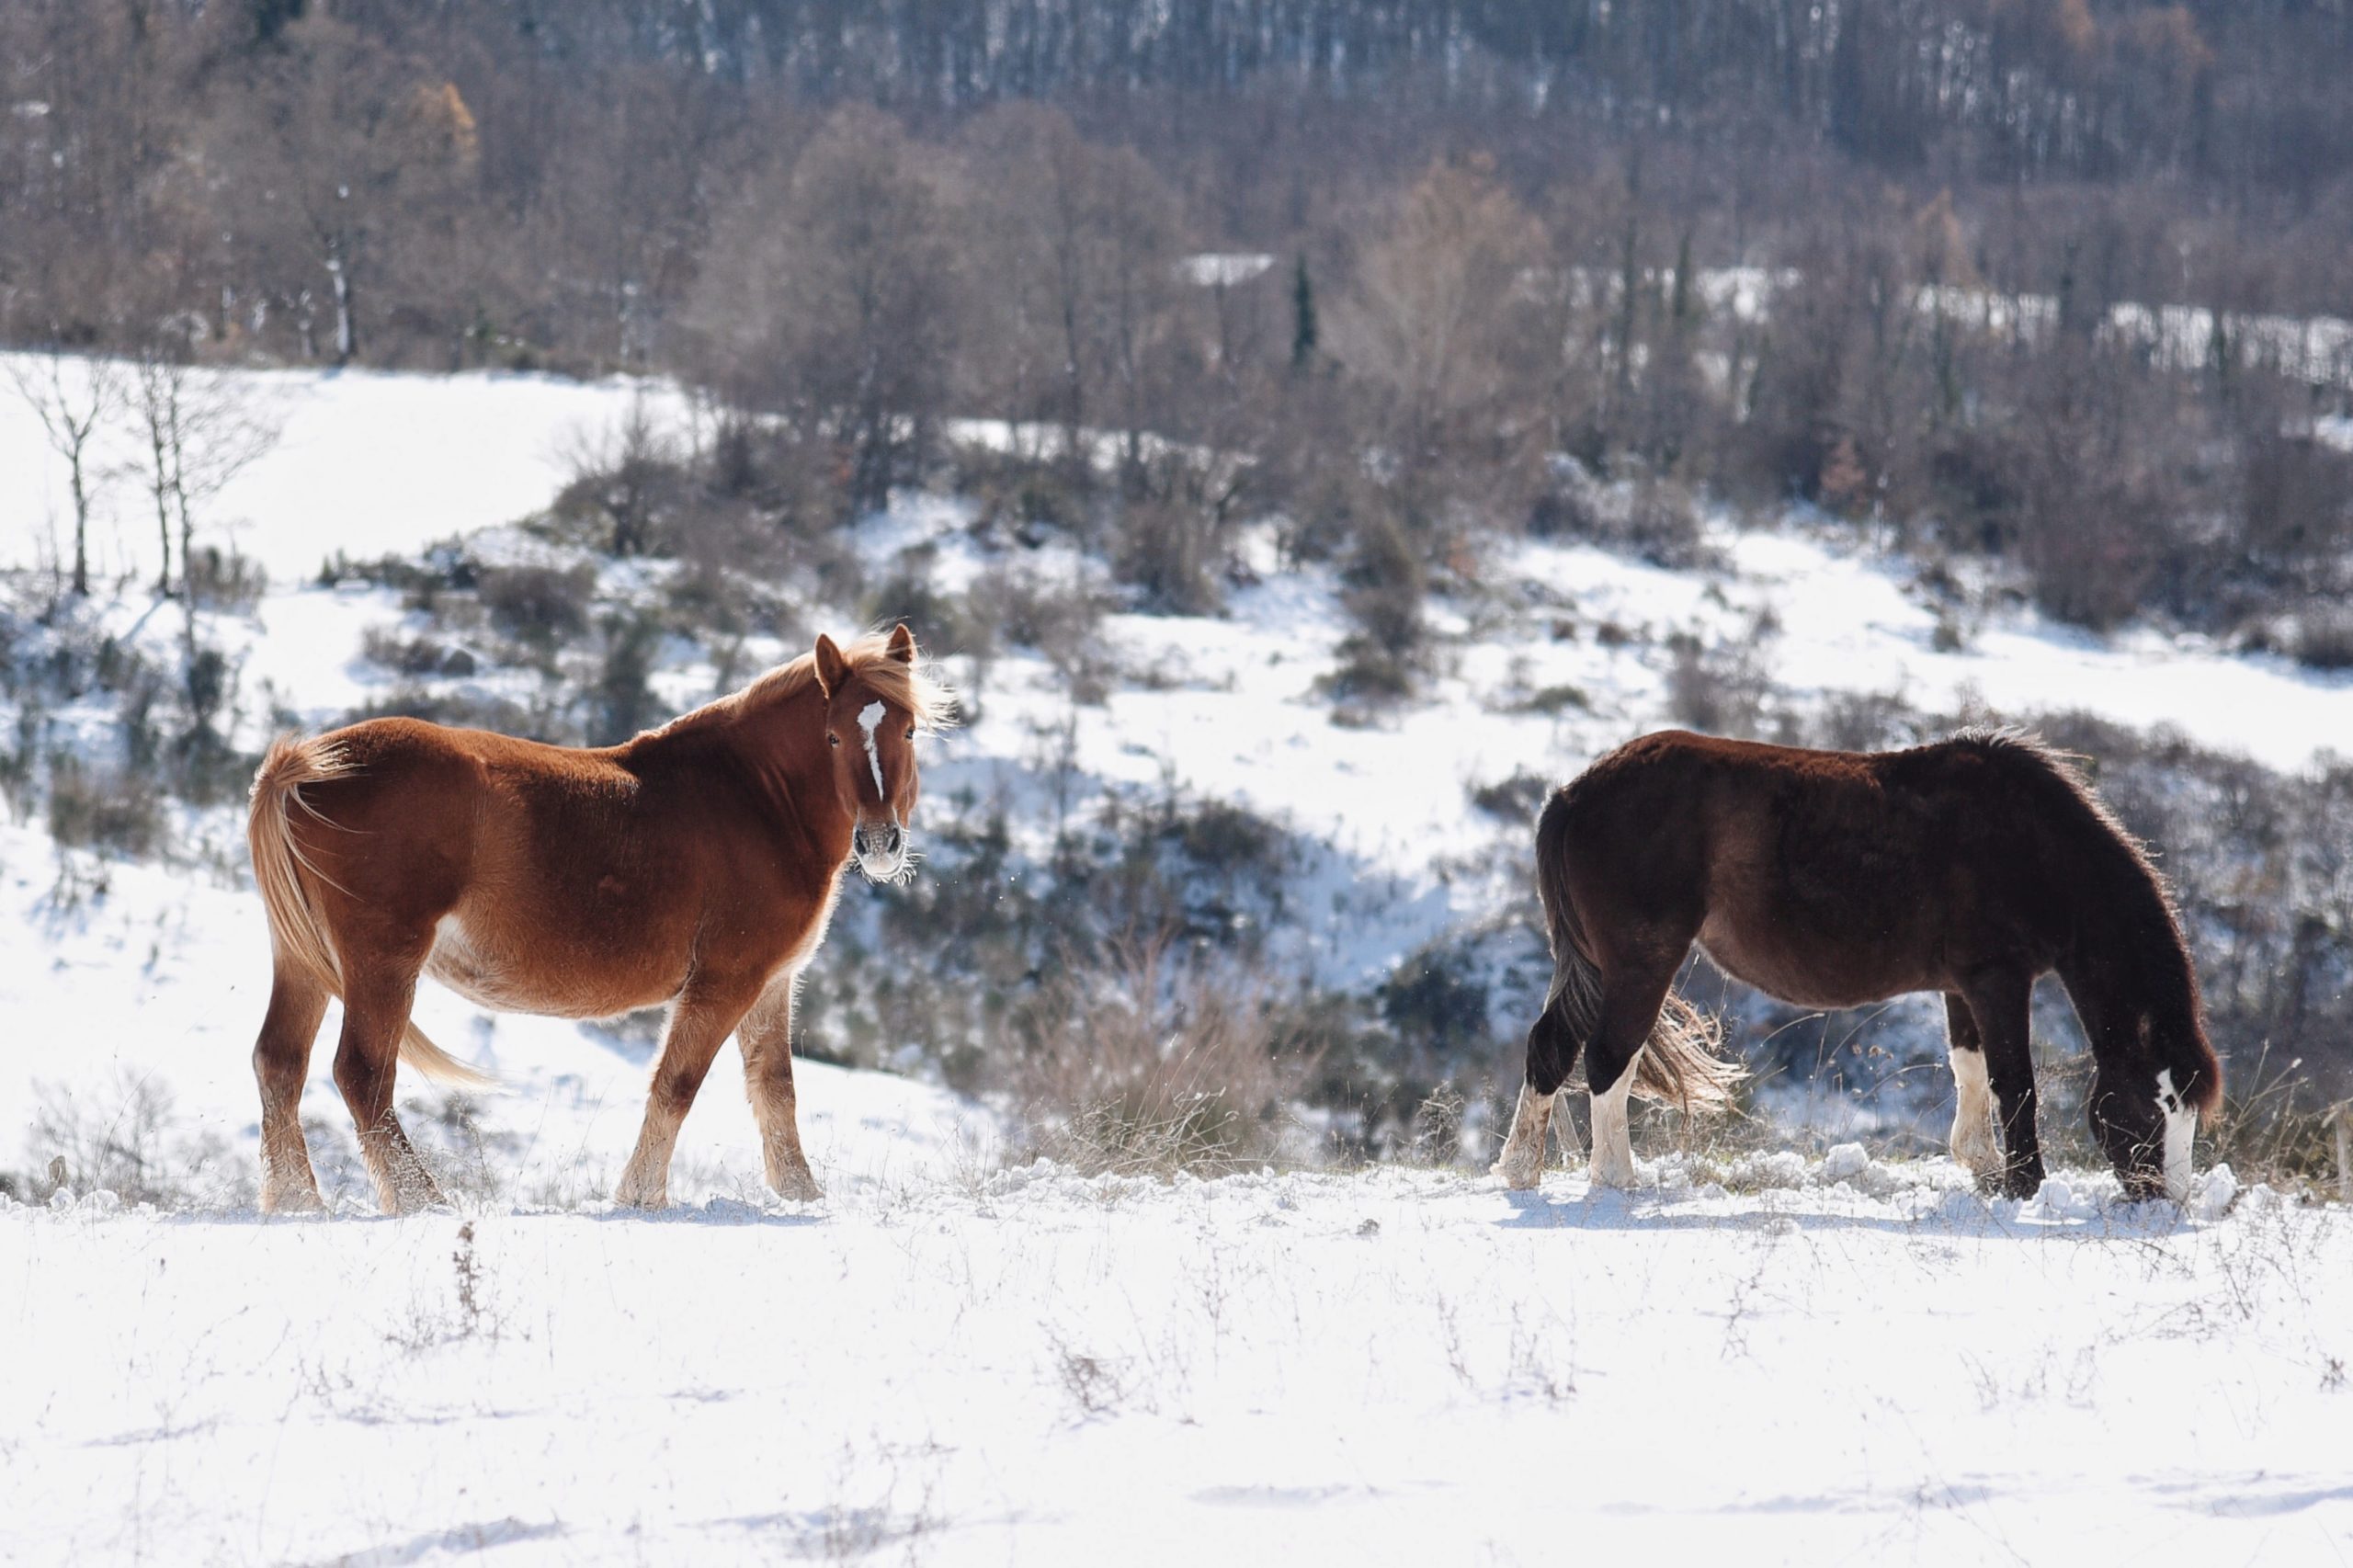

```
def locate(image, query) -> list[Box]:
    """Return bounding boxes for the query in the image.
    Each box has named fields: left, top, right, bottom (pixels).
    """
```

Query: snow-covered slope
left=4, top=1162, right=2344, bottom=1565
left=0, top=352, right=691, bottom=584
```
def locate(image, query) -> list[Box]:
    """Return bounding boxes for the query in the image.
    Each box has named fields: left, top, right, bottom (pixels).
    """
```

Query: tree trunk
left=69, top=457, right=91, bottom=597
left=328, top=247, right=356, bottom=365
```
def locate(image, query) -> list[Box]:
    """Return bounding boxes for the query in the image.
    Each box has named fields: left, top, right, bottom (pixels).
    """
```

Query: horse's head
left=813, top=624, right=927, bottom=882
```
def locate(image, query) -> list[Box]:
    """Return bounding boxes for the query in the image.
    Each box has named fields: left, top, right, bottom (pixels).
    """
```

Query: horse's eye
left=827, top=733, right=840, bottom=747
left=904, top=727, right=916, bottom=741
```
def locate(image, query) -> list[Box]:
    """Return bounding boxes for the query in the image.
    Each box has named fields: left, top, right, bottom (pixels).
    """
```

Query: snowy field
left=6, top=358, right=2353, bottom=1562
left=6, top=1154, right=2347, bottom=1565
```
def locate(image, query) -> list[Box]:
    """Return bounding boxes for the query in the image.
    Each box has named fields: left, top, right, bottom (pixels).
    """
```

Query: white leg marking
left=1589, top=1061, right=1639, bottom=1188
left=2156, top=1068, right=2195, bottom=1202
left=1949, top=1048, right=2002, bottom=1181
left=1491, top=1084, right=1554, bottom=1190
left=857, top=699, right=888, bottom=801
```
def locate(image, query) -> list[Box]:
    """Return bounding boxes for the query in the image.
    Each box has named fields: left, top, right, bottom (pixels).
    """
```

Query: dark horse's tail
left=1531, top=791, right=1744, bottom=1111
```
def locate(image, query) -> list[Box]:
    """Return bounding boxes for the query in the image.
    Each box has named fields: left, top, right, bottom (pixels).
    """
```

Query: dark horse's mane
left=1948, top=724, right=2183, bottom=946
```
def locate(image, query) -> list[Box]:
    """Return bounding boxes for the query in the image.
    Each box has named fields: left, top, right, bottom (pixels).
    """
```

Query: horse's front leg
left=615, top=980, right=760, bottom=1210
left=737, top=973, right=823, bottom=1202
left=1961, top=970, right=2045, bottom=1199
left=1942, top=992, right=2004, bottom=1186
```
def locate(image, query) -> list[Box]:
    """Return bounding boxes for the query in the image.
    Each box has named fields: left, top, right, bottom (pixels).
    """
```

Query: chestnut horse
left=245, top=625, right=953, bottom=1214
left=1493, top=731, right=2222, bottom=1201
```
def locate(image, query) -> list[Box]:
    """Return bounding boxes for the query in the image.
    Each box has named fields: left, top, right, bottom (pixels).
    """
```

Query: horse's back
left=1554, top=731, right=2065, bottom=1004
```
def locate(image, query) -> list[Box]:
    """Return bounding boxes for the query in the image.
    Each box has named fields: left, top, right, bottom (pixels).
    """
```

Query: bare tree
left=692, top=107, right=964, bottom=514
left=158, top=365, right=281, bottom=599
left=210, top=16, right=479, bottom=365
left=963, top=106, right=1185, bottom=475
left=133, top=346, right=188, bottom=594
left=6, top=352, right=124, bottom=597
left=1335, top=155, right=1542, bottom=490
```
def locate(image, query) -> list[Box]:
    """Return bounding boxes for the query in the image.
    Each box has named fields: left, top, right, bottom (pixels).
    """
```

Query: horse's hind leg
left=1584, top=950, right=1685, bottom=1189
left=254, top=963, right=332, bottom=1213
left=1942, top=993, right=2003, bottom=1187
left=737, top=976, right=823, bottom=1202
left=616, top=980, right=761, bottom=1210
left=1493, top=1004, right=1580, bottom=1189
left=333, top=955, right=448, bottom=1215
left=1960, top=970, right=2045, bottom=1199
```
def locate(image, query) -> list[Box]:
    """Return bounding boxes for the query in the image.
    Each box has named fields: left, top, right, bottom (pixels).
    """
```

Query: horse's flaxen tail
left=1533, top=791, right=1743, bottom=1112
left=247, top=736, right=496, bottom=1091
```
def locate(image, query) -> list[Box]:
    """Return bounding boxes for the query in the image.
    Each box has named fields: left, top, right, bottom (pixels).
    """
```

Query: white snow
left=1176, top=252, right=1277, bottom=287
left=1, top=352, right=691, bottom=584
left=3, top=1156, right=2346, bottom=1564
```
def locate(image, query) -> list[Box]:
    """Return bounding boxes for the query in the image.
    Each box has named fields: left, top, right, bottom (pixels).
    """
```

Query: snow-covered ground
left=6, top=1153, right=2346, bottom=1565
left=0, top=351, right=694, bottom=585
left=7, top=358, right=2352, bottom=1562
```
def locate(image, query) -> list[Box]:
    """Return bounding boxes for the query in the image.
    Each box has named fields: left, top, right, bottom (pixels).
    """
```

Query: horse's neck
left=683, top=687, right=852, bottom=867
left=2062, top=868, right=2197, bottom=1042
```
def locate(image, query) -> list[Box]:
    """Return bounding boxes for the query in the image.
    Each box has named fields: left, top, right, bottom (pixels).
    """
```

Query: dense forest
left=6, top=0, right=2352, bottom=642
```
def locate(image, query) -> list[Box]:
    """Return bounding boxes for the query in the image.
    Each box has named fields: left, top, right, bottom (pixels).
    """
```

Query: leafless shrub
left=386, top=1217, right=506, bottom=1350
left=478, top=564, right=595, bottom=653
left=2290, top=607, right=2353, bottom=672
left=361, top=625, right=476, bottom=676
left=1047, top=1331, right=1131, bottom=1418
left=1407, top=1083, right=1469, bottom=1165
left=399, top=1090, right=521, bottom=1206
left=1113, top=497, right=1224, bottom=616
left=1008, top=941, right=1318, bottom=1177
left=2198, top=1046, right=2353, bottom=1197
left=183, top=547, right=269, bottom=613
left=1468, top=770, right=1551, bottom=823
left=551, top=395, right=683, bottom=557
left=976, top=563, right=1115, bottom=704
left=45, top=756, right=165, bottom=858
left=1665, top=631, right=1772, bottom=738
left=1810, top=690, right=1918, bottom=753
left=22, top=1073, right=245, bottom=1209
left=1531, top=463, right=1708, bottom=568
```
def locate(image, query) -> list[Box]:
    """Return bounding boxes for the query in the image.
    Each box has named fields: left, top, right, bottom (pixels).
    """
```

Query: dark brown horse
left=1493, top=730, right=2222, bottom=1201
left=245, top=625, right=953, bottom=1215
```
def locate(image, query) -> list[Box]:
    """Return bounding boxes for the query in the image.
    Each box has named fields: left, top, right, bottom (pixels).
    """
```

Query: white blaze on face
left=2155, top=1068, right=2196, bottom=1202
left=856, top=699, right=888, bottom=807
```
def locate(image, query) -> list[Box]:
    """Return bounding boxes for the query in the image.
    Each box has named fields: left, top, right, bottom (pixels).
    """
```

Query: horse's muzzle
left=853, top=820, right=908, bottom=881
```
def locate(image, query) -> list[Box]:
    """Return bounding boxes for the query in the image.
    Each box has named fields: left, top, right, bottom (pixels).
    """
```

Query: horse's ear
left=812, top=633, right=849, bottom=698
left=885, top=623, right=916, bottom=665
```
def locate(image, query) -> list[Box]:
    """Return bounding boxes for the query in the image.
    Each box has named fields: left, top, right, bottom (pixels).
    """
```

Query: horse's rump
left=247, top=733, right=494, bottom=1088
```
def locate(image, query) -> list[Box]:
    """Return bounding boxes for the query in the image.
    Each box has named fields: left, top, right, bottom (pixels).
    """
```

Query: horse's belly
left=424, top=917, right=677, bottom=1019
left=1697, top=913, right=1933, bottom=1011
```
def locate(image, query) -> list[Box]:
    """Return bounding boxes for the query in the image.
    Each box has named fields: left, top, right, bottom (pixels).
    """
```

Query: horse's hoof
left=1490, top=1155, right=1540, bottom=1192
left=1587, top=1159, right=1641, bottom=1190
left=771, top=1158, right=828, bottom=1196
left=612, top=1182, right=667, bottom=1211
left=259, top=1183, right=324, bottom=1216
left=1990, top=1166, right=2043, bottom=1201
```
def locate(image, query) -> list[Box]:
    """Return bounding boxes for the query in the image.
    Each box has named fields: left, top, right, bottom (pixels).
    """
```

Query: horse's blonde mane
left=648, top=631, right=958, bottom=742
